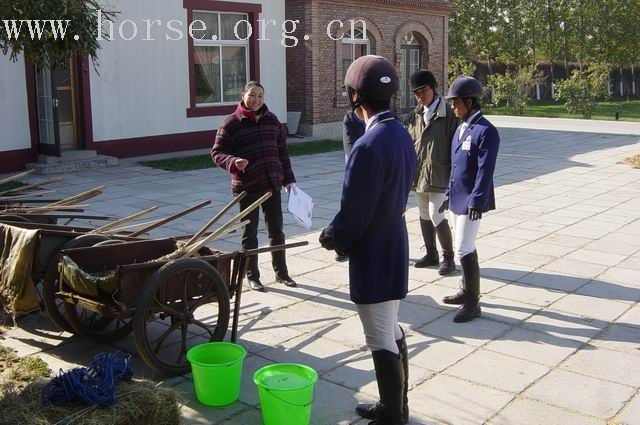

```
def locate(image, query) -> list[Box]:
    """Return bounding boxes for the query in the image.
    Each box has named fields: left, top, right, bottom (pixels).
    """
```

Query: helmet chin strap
left=348, top=87, right=363, bottom=111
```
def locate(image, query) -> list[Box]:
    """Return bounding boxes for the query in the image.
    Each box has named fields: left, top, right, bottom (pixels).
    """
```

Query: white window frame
left=193, top=10, right=250, bottom=107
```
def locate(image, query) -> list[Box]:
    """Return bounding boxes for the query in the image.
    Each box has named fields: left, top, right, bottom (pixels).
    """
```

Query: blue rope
left=42, top=352, right=133, bottom=406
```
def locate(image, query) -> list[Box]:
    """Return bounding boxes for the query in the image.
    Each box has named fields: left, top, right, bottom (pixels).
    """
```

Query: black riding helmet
left=344, top=55, right=399, bottom=110
left=445, top=76, right=482, bottom=99
left=410, top=69, right=437, bottom=92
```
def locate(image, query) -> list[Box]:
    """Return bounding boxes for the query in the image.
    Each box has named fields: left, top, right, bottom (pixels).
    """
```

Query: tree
left=448, top=57, right=477, bottom=86
left=489, top=65, right=541, bottom=115
left=0, top=0, right=116, bottom=70
left=555, top=63, right=609, bottom=118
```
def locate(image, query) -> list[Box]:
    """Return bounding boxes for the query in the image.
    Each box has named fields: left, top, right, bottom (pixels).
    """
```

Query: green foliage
left=0, top=0, right=117, bottom=70
left=488, top=65, right=541, bottom=115
left=449, top=0, right=640, bottom=70
left=555, top=63, right=610, bottom=118
left=448, top=58, right=477, bottom=86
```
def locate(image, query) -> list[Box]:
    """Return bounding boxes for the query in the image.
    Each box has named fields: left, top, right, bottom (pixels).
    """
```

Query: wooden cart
left=56, top=238, right=307, bottom=375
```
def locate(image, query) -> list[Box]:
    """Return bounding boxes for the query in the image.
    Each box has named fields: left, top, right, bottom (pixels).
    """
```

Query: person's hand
left=235, top=158, right=249, bottom=172
left=468, top=206, right=482, bottom=221
left=284, top=183, right=297, bottom=193
left=438, top=198, right=449, bottom=214
left=319, top=226, right=335, bottom=251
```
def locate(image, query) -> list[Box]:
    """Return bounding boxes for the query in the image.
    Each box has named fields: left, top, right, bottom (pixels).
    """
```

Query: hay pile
left=0, top=345, right=181, bottom=425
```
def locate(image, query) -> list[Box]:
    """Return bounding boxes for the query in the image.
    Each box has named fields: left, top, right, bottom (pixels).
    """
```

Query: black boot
left=453, top=251, right=481, bottom=323
left=435, top=220, right=456, bottom=275
left=415, top=219, right=438, bottom=268
left=356, top=332, right=409, bottom=424
left=365, top=350, right=405, bottom=425
left=397, top=330, right=409, bottom=424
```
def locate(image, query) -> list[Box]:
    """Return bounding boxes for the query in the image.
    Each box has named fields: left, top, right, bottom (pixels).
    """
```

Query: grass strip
left=140, top=139, right=343, bottom=172
left=485, top=99, right=640, bottom=122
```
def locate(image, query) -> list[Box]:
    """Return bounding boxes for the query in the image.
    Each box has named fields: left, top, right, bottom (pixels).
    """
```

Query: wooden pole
left=128, top=200, right=212, bottom=237
left=0, top=177, right=63, bottom=196
left=0, top=169, right=34, bottom=186
left=180, top=220, right=250, bottom=259
left=183, top=192, right=247, bottom=247
left=91, top=206, right=158, bottom=234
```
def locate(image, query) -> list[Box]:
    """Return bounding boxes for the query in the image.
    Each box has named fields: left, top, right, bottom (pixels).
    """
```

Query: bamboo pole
left=180, top=219, right=250, bottom=259
left=108, top=218, right=164, bottom=233
left=6, top=204, right=90, bottom=214
left=128, top=200, right=212, bottom=238
left=183, top=192, right=246, bottom=247
left=46, top=186, right=104, bottom=208
left=0, top=169, right=34, bottom=186
left=90, top=206, right=158, bottom=234
left=0, top=177, right=63, bottom=196
left=179, top=192, right=271, bottom=254
left=0, top=190, right=56, bottom=201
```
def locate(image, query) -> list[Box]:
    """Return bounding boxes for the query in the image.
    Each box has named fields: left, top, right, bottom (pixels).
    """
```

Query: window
left=184, top=1, right=262, bottom=118
left=341, top=27, right=370, bottom=82
left=193, top=12, right=248, bottom=105
left=399, top=32, right=422, bottom=110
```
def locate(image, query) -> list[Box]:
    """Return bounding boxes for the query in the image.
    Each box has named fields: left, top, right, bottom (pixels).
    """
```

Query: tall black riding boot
left=368, top=350, right=405, bottom=425
left=435, top=220, right=456, bottom=275
left=356, top=331, right=409, bottom=424
left=415, top=219, right=439, bottom=268
left=453, top=251, right=481, bottom=323
left=397, top=331, right=409, bottom=423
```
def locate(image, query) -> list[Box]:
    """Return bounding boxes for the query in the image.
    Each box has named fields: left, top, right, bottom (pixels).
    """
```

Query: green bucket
left=254, top=363, right=318, bottom=425
left=187, top=342, right=247, bottom=406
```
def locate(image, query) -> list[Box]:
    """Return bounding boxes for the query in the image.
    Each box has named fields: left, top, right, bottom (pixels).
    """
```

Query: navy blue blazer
left=448, top=112, right=500, bottom=215
left=330, top=112, right=417, bottom=304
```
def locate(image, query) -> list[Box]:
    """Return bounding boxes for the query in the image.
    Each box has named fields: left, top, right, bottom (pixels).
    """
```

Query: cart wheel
left=133, top=258, right=230, bottom=376
left=0, top=214, right=30, bottom=223
left=61, top=238, right=134, bottom=341
left=42, top=234, right=111, bottom=333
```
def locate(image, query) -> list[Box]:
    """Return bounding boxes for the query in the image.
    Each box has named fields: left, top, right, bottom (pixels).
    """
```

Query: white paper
left=287, top=186, right=313, bottom=229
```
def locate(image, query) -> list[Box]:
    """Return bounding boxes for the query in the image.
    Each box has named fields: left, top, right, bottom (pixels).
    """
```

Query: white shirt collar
left=464, top=110, right=482, bottom=126
left=422, top=97, right=440, bottom=124
left=365, top=110, right=391, bottom=132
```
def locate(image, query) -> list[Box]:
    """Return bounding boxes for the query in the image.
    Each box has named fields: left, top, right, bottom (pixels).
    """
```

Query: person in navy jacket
left=319, top=55, right=416, bottom=425
left=439, top=76, right=500, bottom=323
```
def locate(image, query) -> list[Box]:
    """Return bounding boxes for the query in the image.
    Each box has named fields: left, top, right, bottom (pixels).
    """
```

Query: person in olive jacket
left=404, top=70, right=458, bottom=275
left=211, top=81, right=298, bottom=292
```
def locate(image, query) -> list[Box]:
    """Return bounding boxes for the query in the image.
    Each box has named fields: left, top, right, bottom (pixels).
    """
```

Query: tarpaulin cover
left=0, top=223, right=40, bottom=316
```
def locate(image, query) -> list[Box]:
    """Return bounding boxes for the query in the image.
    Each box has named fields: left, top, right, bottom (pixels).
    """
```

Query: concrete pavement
left=1, top=116, right=640, bottom=424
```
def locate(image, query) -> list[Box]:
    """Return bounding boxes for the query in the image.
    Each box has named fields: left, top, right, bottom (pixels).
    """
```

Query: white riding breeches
left=415, top=191, right=447, bottom=226
left=355, top=300, right=403, bottom=354
left=450, top=211, right=481, bottom=260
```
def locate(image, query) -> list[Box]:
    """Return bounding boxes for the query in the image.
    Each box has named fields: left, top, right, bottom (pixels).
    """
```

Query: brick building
left=285, top=0, right=455, bottom=138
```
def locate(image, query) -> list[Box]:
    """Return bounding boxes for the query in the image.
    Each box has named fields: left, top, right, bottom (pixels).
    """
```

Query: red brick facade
left=285, top=0, right=454, bottom=136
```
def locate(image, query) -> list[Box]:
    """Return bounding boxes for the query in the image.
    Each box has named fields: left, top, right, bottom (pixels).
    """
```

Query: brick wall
left=285, top=0, right=454, bottom=134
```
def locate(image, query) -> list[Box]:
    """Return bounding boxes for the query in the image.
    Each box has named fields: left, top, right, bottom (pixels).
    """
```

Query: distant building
left=285, top=0, right=455, bottom=138
left=0, top=0, right=287, bottom=172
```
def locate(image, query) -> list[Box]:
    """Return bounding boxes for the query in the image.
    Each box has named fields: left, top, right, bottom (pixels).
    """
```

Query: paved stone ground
left=1, top=116, right=640, bottom=424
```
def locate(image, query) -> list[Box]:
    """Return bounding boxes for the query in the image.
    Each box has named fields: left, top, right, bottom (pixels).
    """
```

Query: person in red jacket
left=211, top=81, right=297, bottom=292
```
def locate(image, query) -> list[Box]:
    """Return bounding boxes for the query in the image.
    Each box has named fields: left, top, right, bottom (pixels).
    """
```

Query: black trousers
left=240, top=190, right=288, bottom=280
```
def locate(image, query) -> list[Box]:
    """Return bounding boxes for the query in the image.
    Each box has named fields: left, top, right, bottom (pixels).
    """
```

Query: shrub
left=555, top=63, right=610, bottom=119
left=488, top=65, right=540, bottom=115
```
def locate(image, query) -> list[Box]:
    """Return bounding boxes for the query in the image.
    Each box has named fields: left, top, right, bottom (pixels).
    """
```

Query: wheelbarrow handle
left=241, top=241, right=309, bottom=257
